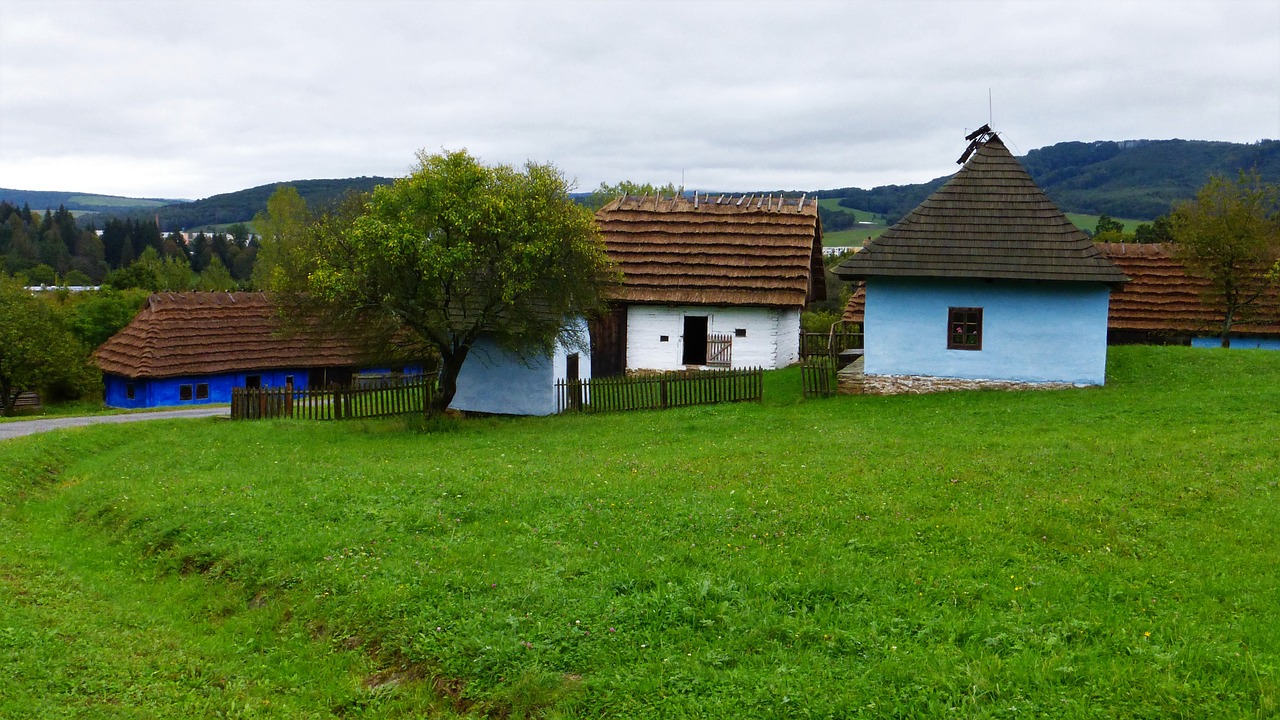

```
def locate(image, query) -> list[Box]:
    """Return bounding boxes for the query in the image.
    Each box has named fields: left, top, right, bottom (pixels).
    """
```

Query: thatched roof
left=596, top=193, right=825, bottom=308
left=94, top=292, right=380, bottom=379
left=1100, top=243, right=1280, bottom=337
left=844, top=243, right=1280, bottom=338
left=835, top=134, right=1129, bottom=285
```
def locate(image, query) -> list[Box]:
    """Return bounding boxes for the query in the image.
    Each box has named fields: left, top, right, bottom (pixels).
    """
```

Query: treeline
left=119, top=177, right=393, bottom=231
left=819, top=139, right=1280, bottom=224
left=0, top=200, right=256, bottom=290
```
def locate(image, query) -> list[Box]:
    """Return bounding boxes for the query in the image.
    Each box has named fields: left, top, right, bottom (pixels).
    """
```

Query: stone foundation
left=859, top=374, right=1086, bottom=395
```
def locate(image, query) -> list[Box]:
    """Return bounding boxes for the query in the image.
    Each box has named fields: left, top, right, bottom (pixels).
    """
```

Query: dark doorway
left=682, top=315, right=708, bottom=365
left=245, top=375, right=261, bottom=389
left=589, top=305, right=627, bottom=378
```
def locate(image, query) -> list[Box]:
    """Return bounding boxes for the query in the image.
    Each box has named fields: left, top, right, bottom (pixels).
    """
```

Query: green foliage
left=1, top=347, right=1278, bottom=716
left=58, top=287, right=149, bottom=348
left=0, top=278, right=98, bottom=415
left=195, top=255, right=237, bottom=291
left=584, top=180, right=682, bottom=210
left=290, top=149, right=618, bottom=414
left=1171, top=171, right=1280, bottom=345
left=250, top=185, right=311, bottom=290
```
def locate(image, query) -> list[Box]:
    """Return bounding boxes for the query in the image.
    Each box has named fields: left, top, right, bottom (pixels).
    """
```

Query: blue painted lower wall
left=104, top=365, right=423, bottom=409
left=1190, top=336, right=1280, bottom=350
left=864, top=278, right=1113, bottom=385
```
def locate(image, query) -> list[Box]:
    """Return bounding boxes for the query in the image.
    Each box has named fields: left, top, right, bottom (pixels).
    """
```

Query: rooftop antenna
left=988, top=88, right=993, bottom=128
left=958, top=123, right=994, bottom=164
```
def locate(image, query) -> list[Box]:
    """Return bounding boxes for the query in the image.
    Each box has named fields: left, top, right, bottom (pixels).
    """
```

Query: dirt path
left=0, top=406, right=229, bottom=441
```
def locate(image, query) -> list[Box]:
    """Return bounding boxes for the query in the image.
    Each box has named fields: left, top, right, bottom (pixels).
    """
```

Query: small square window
left=734, top=328, right=747, bottom=338
left=179, top=384, right=193, bottom=401
left=245, top=375, right=261, bottom=389
left=195, top=383, right=209, bottom=400
left=659, top=335, right=669, bottom=342
left=125, top=383, right=135, bottom=400
left=948, top=307, right=983, bottom=350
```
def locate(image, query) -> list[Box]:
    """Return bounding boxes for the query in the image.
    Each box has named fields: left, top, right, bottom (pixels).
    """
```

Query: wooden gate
left=706, top=333, right=733, bottom=367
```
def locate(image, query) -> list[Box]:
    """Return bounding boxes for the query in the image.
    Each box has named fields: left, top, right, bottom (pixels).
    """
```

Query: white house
left=593, top=193, right=825, bottom=374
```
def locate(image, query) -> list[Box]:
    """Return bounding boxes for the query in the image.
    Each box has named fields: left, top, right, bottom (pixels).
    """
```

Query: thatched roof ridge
left=835, top=134, right=1129, bottom=285
left=844, top=242, right=1280, bottom=338
left=597, top=193, right=824, bottom=308
left=94, top=292, right=381, bottom=379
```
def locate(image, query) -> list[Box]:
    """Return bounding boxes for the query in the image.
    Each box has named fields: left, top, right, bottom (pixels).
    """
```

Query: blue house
left=835, top=129, right=1129, bottom=393
left=95, top=292, right=421, bottom=409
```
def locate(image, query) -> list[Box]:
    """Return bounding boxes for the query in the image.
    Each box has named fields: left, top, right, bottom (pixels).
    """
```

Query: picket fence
left=230, top=375, right=436, bottom=420
left=555, top=367, right=763, bottom=414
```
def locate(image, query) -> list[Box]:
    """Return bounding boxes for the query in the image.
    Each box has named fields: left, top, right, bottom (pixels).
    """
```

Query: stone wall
left=858, top=374, right=1082, bottom=396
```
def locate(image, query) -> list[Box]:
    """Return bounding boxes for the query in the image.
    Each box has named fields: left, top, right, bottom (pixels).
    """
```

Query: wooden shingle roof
left=844, top=243, right=1280, bottom=338
left=1100, top=243, right=1280, bottom=336
left=94, top=292, right=379, bottom=379
left=835, top=134, right=1129, bottom=284
left=596, top=193, right=825, bottom=308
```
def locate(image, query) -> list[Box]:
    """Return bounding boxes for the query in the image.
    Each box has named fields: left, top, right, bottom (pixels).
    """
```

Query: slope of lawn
left=2, top=346, right=1278, bottom=718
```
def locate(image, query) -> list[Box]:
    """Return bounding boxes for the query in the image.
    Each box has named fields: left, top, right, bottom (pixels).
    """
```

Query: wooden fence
left=555, top=367, right=763, bottom=414
left=799, top=324, right=863, bottom=358
left=801, top=355, right=837, bottom=398
left=231, top=375, right=436, bottom=421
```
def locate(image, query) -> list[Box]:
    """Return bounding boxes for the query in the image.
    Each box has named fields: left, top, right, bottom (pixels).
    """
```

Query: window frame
left=947, top=307, right=983, bottom=351
left=195, top=383, right=209, bottom=400
left=179, top=384, right=194, bottom=401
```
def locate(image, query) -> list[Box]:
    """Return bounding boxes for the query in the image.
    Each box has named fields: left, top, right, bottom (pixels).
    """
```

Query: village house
left=593, top=193, right=825, bottom=375
left=834, top=129, right=1129, bottom=394
left=1099, top=242, right=1280, bottom=349
left=94, top=292, right=422, bottom=408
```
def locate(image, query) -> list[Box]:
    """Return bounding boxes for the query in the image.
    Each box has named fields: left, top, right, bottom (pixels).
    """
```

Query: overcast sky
left=1, top=0, right=1277, bottom=201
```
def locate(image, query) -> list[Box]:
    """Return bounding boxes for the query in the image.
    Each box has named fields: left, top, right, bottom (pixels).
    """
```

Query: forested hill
left=818, top=138, right=1280, bottom=223
left=140, top=177, right=394, bottom=230
left=1, top=177, right=394, bottom=231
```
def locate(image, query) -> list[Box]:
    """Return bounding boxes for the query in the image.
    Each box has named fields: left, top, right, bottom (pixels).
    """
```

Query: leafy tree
left=1171, top=171, right=1280, bottom=347
left=251, top=185, right=310, bottom=290
left=1134, top=215, right=1175, bottom=244
left=195, top=255, right=237, bottom=291
left=0, top=278, right=97, bottom=415
left=283, top=149, right=616, bottom=415
left=24, top=264, right=57, bottom=286
left=1092, top=214, right=1125, bottom=239
left=61, top=288, right=149, bottom=348
left=584, top=180, right=682, bottom=210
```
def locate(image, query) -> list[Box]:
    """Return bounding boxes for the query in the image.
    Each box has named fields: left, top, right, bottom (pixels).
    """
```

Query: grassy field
left=2, top=347, right=1277, bottom=718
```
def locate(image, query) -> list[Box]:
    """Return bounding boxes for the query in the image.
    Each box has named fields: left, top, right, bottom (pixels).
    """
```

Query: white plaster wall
left=625, top=305, right=800, bottom=371
left=451, top=318, right=592, bottom=415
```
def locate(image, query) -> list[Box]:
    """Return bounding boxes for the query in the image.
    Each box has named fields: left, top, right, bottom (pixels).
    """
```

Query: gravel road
left=0, top=406, right=229, bottom=441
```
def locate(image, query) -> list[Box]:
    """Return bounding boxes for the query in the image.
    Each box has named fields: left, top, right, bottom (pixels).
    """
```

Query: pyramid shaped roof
left=835, top=134, right=1129, bottom=284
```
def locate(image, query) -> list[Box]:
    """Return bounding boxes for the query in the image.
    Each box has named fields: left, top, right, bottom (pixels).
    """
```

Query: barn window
left=735, top=328, right=747, bottom=338
left=659, top=335, right=669, bottom=342
left=125, top=383, right=135, bottom=400
left=179, top=384, right=194, bottom=401
left=948, top=307, right=983, bottom=350
left=245, top=375, right=262, bottom=389
left=195, top=383, right=209, bottom=400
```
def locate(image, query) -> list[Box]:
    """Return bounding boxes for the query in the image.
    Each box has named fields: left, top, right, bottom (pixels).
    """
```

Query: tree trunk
left=0, top=379, right=11, bottom=417
left=427, top=345, right=471, bottom=416
left=1219, top=308, right=1234, bottom=348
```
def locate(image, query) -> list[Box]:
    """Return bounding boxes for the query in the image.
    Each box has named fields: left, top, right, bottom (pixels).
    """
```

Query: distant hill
left=818, top=138, right=1280, bottom=224
left=2, top=178, right=394, bottom=231
left=8, top=138, right=1278, bottom=230
left=0, top=189, right=183, bottom=214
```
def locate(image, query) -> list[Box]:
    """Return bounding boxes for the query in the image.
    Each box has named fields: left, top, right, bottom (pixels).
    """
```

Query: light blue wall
left=1190, top=336, right=1280, bottom=350
left=450, top=319, right=592, bottom=416
left=864, top=278, right=1112, bottom=385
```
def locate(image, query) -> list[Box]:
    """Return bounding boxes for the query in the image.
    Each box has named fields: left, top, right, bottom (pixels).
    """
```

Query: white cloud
left=1, top=0, right=1277, bottom=199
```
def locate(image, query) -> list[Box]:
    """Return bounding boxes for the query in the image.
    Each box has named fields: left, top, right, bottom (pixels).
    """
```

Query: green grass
left=2, top=347, right=1278, bottom=717
left=66, top=195, right=170, bottom=209
left=0, top=400, right=229, bottom=423
left=818, top=200, right=888, bottom=247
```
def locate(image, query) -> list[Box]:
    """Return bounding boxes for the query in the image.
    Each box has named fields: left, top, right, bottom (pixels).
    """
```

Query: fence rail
left=231, top=375, right=435, bottom=421
left=706, top=333, right=733, bottom=367
left=799, top=325, right=863, bottom=358
left=556, top=367, right=763, bottom=414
